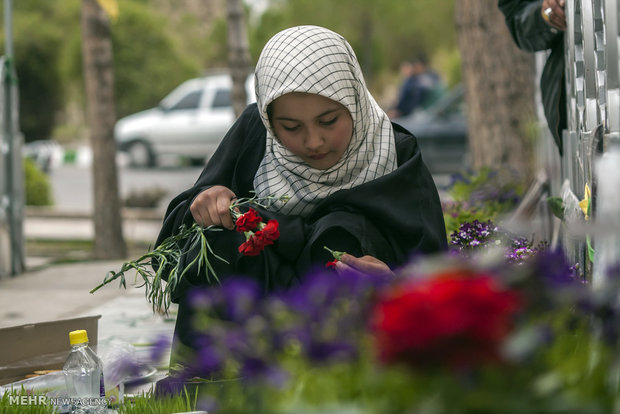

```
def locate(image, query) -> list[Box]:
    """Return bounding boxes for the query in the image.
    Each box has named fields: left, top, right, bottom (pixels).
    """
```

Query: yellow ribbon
left=578, top=183, right=591, bottom=220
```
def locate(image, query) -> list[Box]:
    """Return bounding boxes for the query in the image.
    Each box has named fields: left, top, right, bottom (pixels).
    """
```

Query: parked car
left=22, top=140, right=64, bottom=173
left=115, top=73, right=255, bottom=167
left=393, top=84, right=469, bottom=175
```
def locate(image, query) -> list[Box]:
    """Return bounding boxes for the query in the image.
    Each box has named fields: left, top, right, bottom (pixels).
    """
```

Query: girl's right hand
left=190, top=185, right=237, bottom=230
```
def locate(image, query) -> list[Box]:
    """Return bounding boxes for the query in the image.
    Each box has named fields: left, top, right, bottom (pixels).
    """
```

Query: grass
left=116, top=388, right=199, bottom=414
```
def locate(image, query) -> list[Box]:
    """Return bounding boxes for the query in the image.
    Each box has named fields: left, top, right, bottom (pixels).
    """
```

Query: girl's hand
left=190, top=185, right=237, bottom=229
left=335, top=254, right=394, bottom=278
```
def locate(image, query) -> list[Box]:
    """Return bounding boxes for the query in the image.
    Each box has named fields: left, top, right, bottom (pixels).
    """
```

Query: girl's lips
left=308, top=153, right=328, bottom=160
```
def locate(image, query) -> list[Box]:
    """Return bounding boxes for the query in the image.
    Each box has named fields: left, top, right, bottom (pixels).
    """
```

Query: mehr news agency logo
left=9, top=394, right=109, bottom=407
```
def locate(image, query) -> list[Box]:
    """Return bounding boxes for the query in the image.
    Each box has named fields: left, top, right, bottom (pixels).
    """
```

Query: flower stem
left=324, top=246, right=346, bottom=261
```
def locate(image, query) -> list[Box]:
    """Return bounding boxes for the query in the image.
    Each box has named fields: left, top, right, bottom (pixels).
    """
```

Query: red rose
left=238, top=235, right=265, bottom=256
left=371, top=270, right=521, bottom=370
left=235, top=208, right=263, bottom=232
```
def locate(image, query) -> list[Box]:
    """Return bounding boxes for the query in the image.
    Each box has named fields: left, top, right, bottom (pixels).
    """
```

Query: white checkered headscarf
left=253, top=25, right=397, bottom=216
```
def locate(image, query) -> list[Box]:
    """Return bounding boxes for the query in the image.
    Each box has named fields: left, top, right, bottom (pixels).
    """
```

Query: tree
left=9, top=3, right=67, bottom=142
left=250, top=0, right=458, bottom=89
left=455, top=0, right=537, bottom=183
left=226, top=0, right=251, bottom=118
left=80, top=0, right=126, bottom=259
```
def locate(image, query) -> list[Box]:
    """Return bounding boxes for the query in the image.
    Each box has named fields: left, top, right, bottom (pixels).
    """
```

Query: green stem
left=323, top=246, right=346, bottom=261
left=91, top=193, right=290, bottom=314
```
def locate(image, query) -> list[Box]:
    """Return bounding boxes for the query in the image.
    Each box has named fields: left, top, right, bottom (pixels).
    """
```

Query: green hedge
left=24, top=158, right=53, bottom=206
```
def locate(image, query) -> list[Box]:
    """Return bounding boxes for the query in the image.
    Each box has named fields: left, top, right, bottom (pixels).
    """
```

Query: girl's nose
left=304, top=126, right=324, bottom=151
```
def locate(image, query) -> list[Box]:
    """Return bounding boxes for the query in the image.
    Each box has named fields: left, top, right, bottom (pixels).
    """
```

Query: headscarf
left=253, top=25, right=397, bottom=216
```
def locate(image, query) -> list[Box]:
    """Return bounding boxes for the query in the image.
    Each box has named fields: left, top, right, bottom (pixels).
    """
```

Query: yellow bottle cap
left=69, top=329, right=89, bottom=345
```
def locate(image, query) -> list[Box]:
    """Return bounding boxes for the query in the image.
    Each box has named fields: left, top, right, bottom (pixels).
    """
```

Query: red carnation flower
left=326, top=260, right=338, bottom=268
left=237, top=219, right=280, bottom=257
left=259, top=220, right=280, bottom=243
left=238, top=235, right=264, bottom=256
left=371, top=270, right=521, bottom=370
left=235, top=208, right=263, bottom=232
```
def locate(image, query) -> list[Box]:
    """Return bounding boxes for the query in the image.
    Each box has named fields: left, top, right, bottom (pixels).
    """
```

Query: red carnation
left=259, top=220, right=280, bottom=243
left=326, top=260, right=338, bottom=268
left=235, top=208, right=263, bottom=232
left=237, top=219, right=280, bottom=257
left=238, top=235, right=264, bottom=256
left=371, top=270, right=521, bottom=370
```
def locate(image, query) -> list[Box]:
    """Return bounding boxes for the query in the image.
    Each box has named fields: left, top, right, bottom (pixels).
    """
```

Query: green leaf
left=547, top=196, right=565, bottom=220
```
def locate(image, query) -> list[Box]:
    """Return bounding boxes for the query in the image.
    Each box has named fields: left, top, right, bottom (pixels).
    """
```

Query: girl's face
left=270, top=92, right=353, bottom=170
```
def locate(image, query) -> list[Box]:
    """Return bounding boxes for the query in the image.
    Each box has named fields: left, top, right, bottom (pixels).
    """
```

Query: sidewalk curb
left=25, top=206, right=164, bottom=221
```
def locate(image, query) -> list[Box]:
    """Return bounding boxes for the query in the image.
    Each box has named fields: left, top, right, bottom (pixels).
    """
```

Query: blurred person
left=498, top=0, right=567, bottom=155
left=387, top=54, right=443, bottom=119
left=154, top=25, right=448, bottom=366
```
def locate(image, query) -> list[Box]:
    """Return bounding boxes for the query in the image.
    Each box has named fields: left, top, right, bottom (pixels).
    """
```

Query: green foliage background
left=24, top=158, right=53, bottom=206
left=0, top=0, right=458, bottom=143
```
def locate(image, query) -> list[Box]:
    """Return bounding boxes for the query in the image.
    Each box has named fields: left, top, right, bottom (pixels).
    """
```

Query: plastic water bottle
left=63, top=330, right=107, bottom=413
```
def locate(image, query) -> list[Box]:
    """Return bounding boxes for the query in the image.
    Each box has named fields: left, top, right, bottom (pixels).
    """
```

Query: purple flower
left=220, top=278, right=261, bottom=322
left=271, top=327, right=311, bottom=353
left=193, top=347, right=224, bottom=377
left=450, top=219, right=499, bottom=251
left=149, top=334, right=171, bottom=363
left=187, top=287, right=217, bottom=310
left=307, top=340, right=358, bottom=363
left=224, top=330, right=250, bottom=354
left=154, top=375, right=188, bottom=398
left=240, top=357, right=288, bottom=388
left=530, top=249, right=581, bottom=286
left=504, top=237, right=536, bottom=264
left=448, top=172, right=470, bottom=187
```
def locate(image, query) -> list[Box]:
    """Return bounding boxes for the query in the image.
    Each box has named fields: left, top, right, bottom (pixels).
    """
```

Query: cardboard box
left=0, top=315, right=100, bottom=386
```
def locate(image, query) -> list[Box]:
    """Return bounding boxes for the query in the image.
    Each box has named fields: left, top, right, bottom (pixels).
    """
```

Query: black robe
left=155, top=103, right=447, bottom=354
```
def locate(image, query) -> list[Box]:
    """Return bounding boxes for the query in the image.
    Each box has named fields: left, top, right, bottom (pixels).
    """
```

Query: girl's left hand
left=335, top=254, right=394, bottom=277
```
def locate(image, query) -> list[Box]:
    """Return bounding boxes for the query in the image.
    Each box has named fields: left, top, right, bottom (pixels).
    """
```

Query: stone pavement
left=3, top=209, right=174, bottom=340
left=0, top=228, right=177, bottom=395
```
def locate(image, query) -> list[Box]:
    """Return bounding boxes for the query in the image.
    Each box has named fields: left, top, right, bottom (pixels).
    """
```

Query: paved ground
left=1, top=218, right=177, bottom=396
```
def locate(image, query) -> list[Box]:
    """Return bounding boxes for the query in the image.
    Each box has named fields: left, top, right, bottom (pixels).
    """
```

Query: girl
left=155, top=25, right=447, bottom=360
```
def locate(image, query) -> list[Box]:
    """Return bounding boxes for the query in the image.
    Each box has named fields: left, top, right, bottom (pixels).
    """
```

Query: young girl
left=156, top=25, right=447, bottom=359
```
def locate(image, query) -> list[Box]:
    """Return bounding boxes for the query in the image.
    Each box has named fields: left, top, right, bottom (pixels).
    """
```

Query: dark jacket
left=498, top=0, right=567, bottom=155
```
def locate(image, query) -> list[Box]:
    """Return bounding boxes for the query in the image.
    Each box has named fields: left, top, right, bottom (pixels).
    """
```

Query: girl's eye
left=320, top=117, right=337, bottom=126
left=282, top=124, right=300, bottom=132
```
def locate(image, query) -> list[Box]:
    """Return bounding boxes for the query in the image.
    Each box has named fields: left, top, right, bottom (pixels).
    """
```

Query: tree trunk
left=226, top=0, right=251, bottom=118
left=81, top=0, right=126, bottom=259
left=455, top=0, right=537, bottom=183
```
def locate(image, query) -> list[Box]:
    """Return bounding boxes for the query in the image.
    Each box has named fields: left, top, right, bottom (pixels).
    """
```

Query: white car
left=115, top=73, right=255, bottom=167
